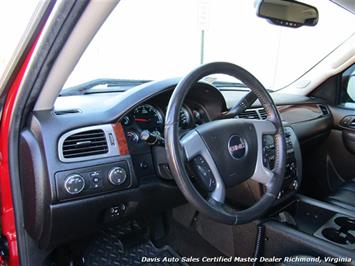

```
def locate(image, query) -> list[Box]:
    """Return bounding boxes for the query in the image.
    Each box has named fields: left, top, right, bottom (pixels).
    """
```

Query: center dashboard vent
left=258, top=108, right=267, bottom=119
left=62, top=129, right=108, bottom=159
left=237, top=108, right=267, bottom=120
left=59, top=125, right=120, bottom=162
left=237, top=110, right=259, bottom=119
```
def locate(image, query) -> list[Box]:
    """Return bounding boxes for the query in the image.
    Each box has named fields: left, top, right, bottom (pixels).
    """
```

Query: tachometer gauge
left=133, top=104, right=164, bottom=133
left=179, top=106, right=192, bottom=129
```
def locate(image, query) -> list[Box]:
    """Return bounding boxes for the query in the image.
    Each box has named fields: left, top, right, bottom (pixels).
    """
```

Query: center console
left=263, top=126, right=302, bottom=201
left=263, top=195, right=355, bottom=262
left=255, top=124, right=355, bottom=261
left=279, top=196, right=355, bottom=250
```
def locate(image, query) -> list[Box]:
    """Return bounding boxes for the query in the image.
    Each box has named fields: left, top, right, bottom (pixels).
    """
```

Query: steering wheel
left=164, top=62, right=286, bottom=224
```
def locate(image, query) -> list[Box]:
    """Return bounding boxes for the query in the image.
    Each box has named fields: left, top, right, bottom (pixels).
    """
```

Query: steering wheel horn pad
left=165, top=62, right=286, bottom=224
left=193, top=119, right=258, bottom=187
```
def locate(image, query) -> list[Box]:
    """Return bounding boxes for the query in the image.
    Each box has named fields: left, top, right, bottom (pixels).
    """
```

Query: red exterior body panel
left=0, top=37, right=40, bottom=266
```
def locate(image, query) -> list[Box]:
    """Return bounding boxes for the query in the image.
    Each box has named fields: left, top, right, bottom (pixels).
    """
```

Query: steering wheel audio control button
left=192, top=155, right=216, bottom=192
left=108, top=166, right=127, bottom=186
left=64, top=174, right=85, bottom=195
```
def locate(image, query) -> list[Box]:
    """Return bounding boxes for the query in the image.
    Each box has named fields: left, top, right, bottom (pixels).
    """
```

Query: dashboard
left=20, top=78, right=332, bottom=248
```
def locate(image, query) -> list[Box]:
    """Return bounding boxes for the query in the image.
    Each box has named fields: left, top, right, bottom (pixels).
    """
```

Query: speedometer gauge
left=133, top=104, right=164, bottom=133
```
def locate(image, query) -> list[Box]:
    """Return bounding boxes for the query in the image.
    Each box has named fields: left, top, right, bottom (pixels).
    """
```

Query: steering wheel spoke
left=249, top=119, right=277, bottom=185
left=181, top=130, right=226, bottom=203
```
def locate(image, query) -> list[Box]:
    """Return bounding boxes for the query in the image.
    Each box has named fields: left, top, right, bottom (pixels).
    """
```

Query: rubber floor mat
left=84, top=222, right=187, bottom=266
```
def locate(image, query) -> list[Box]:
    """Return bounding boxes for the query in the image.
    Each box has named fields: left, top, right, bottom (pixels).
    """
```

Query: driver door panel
left=343, top=130, right=355, bottom=154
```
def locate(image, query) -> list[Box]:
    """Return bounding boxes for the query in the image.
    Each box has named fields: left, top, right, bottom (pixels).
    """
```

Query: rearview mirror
left=256, top=0, right=318, bottom=28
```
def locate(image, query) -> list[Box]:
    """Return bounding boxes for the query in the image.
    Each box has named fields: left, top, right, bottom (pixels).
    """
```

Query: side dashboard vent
left=62, top=129, right=108, bottom=159
left=318, top=105, right=329, bottom=116
left=238, top=109, right=259, bottom=119
left=258, top=108, right=267, bottom=119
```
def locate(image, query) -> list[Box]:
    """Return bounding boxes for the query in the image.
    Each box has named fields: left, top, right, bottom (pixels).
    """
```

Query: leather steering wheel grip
left=165, top=62, right=286, bottom=224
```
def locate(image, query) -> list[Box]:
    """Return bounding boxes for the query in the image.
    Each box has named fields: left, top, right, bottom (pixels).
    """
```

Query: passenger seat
left=326, top=180, right=355, bottom=211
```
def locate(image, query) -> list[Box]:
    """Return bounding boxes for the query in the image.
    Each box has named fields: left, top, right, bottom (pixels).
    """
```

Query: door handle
left=340, top=115, right=355, bottom=129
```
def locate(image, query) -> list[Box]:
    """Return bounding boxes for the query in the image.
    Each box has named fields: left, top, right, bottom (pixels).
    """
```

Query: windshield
left=63, top=0, right=354, bottom=92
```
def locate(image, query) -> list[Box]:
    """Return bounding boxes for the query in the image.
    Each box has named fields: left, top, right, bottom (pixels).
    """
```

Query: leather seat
left=326, top=180, right=355, bottom=211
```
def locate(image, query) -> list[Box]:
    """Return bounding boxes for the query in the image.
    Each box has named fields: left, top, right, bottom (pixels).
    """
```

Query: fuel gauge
left=192, top=110, right=201, bottom=121
left=192, top=110, right=204, bottom=125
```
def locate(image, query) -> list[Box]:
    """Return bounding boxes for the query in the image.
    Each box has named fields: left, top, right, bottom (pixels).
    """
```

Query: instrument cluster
left=122, top=102, right=208, bottom=144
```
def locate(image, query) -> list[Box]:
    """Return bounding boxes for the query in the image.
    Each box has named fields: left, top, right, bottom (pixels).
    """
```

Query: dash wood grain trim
left=112, top=123, right=129, bottom=155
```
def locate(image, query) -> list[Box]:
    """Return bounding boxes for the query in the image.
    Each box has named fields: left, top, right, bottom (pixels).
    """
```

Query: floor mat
left=84, top=221, right=187, bottom=266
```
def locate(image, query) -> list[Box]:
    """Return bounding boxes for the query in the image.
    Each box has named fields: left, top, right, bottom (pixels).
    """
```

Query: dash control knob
left=108, top=166, right=127, bottom=186
left=64, top=174, right=85, bottom=195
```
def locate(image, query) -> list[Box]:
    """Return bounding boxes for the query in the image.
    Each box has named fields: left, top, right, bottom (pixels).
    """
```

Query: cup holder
left=321, top=228, right=348, bottom=244
left=314, top=215, right=355, bottom=249
left=334, top=216, right=355, bottom=231
left=321, top=227, right=355, bottom=245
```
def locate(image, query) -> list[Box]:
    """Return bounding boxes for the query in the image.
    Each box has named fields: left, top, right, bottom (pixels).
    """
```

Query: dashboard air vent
left=238, top=109, right=259, bottom=119
left=62, top=129, right=108, bottom=159
left=318, top=105, right=329, bottom=116
left=55, top=109, right=80, bottom=115
left=258, top=108, right=267, bottom=120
